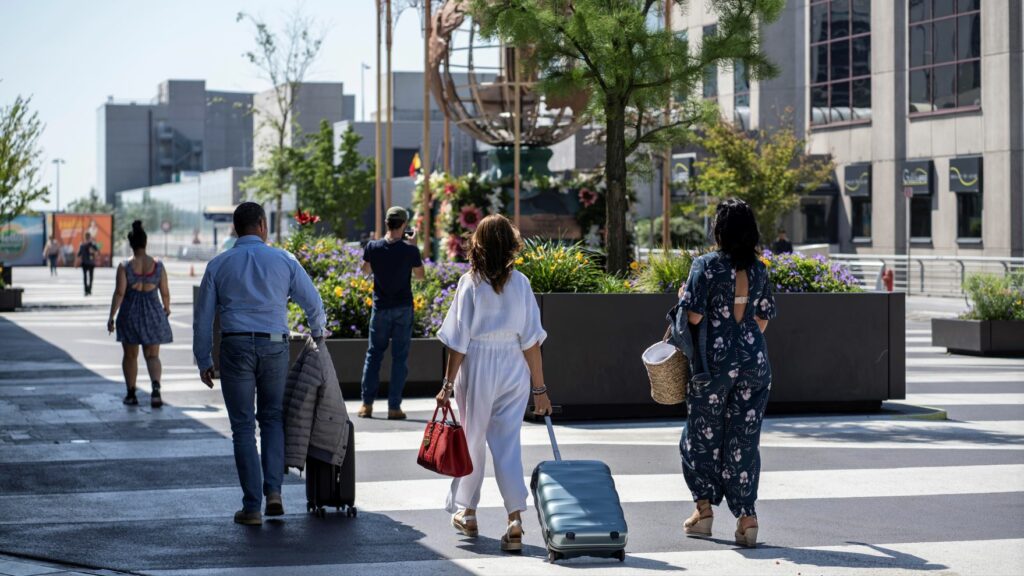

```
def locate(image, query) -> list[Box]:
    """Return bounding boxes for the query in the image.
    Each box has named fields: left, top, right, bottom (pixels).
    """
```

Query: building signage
left=901, top=160, right=933, bottom=196
left=843, top=163, right=871, bottom=197
left=949, top=156, right=982, bottom=193
left=670, top=154, right=695, bottom=199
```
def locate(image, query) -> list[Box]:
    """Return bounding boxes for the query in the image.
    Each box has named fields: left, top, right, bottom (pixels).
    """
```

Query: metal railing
left=635, top=247, right=1024, bottom=296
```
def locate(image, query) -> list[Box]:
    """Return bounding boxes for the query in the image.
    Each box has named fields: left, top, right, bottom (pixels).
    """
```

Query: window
left=851, top=197, right=872, bottom=239
left=810, top=0, right=872, bottom=125
left=956, top=193, right=982, bottom=240
left=734, top=59, right=750, bottom=129
left=908, top=0, right=981, bottom=114
left=703, top=25, right=718, bottom=100
left=910, top=196, right=932, bottom=239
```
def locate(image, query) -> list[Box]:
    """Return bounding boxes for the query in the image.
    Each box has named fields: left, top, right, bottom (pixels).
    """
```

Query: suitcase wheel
left=346, top=506, right=358, bottom=518
left=616, top=550, right=626, bottom=563
left=547, top=551, right=562, bottom=563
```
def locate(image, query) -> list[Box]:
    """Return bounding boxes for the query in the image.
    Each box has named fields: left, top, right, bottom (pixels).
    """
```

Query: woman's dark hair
left=468, top=214, right=523, bottom=294
left=713, top=199, right=759, bottom=270
left=128, top=220, right=147, bottom=250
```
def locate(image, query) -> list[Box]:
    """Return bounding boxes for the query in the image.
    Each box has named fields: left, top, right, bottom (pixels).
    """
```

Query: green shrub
left=636, top=251, right=695, bottom=294
left=516, top=239, right=603, bottom=293
left=594, top=273, right=635, bottom=294
left=962, top=272, right=1024, bottom=321
left=635, top=216, right=706, bottom=249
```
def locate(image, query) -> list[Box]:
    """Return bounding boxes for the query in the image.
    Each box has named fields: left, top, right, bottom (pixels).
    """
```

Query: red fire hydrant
left=882, top=269, right=895, bottom=292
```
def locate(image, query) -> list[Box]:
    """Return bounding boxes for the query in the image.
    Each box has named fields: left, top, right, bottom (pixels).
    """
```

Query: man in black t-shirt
left=76, top=233, right=99, bottom=296
left=358, top=207, right=425, bottom=420
left=771, top=229, right=793, bottom=254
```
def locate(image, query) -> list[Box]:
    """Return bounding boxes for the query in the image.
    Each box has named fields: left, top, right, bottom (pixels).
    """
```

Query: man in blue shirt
left=359, top=206, right=424, bottom=420
left=193, top=202, right=326, bottom=526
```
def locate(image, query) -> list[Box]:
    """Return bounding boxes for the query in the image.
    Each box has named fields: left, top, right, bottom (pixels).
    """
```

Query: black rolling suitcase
left=305, top=420, right=357, bottom=518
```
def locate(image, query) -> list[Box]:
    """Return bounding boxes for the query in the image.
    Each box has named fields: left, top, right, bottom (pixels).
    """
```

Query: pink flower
left=578, top=187, right=598, bottom=208
left=446, top=234, right=464, bottom=260
left=458, top=205, right=484, bottom=231
left=444, top=183, right=456, bottom=197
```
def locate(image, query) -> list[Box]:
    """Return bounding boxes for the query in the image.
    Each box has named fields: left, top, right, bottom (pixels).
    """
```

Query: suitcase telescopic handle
left=544, top=415, right=562, bottom=462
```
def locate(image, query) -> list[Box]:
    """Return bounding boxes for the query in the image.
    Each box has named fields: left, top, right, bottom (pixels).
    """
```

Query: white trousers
left=445, top=339, right=531, bottom=515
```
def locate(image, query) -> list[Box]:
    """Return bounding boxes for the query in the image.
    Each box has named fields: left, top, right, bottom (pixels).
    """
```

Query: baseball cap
left=386, top=206, right=409, bottom=222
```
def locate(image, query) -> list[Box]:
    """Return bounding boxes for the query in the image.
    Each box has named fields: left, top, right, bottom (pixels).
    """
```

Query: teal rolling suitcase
left=530, top=416, right=628, bottom=563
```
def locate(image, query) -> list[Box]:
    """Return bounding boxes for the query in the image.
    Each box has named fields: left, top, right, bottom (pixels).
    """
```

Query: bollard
left=882, top=269, right=894, bottom=292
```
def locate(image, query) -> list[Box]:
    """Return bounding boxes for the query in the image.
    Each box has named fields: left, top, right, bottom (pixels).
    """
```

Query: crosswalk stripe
left=903, top=393, right=1024, bottom=406
left=142, top=538, right=1024, bottom=576
left=1, top=464, right=1021, bottom=525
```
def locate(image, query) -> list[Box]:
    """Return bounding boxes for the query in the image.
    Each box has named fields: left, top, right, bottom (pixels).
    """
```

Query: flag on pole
left=409, top=152, right=421, bottom=177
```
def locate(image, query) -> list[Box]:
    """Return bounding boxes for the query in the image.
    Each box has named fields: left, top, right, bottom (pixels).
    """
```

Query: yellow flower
left=550, top=265, right=556, bottom=272
left=413, top=295, right=425, bottom=312
left=364, top=296, right=373, bottom=308
left=629, top=260, right=639, bottom=271
left=576, top=252, right=585, bottom=262
left=515, top=257, right=524, bottom=266
left=760, top=257, right=771, bottom=267
left=333, top=286, right=343, bottom=298
left=623, top=280, right=631, bottom=289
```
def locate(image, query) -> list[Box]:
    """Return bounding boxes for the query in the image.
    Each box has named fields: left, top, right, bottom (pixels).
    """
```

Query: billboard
left=0, top=215, right=46, bottom=266
left=53, top=214, right=115, bottom=267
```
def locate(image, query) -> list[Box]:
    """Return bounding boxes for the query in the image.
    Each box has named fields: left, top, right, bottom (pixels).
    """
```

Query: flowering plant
left=294, top=210, right=321, bottom=226
left=515, top=239, right=607, bottom=293
left=762, top=251, right=862, bottom=293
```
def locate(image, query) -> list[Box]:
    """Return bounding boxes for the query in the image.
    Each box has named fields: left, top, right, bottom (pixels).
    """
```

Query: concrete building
left=252, top=82, right=355, bottom=168
left=97, top=80, right=253, bottom=205
left=672, top=0, right=1023, bottom=257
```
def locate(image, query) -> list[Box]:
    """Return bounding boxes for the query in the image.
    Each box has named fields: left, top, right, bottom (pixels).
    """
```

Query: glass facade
left=810, top=0, right=872, bottom=125
left=910, top=196, right=932, bottom=240
left=703, top=25, right=718, bottom=100
left=851, top=196, right=872, bottom=239
left=956, top=193, right=983, bottom=240
left=908, top=0, right=981, bottom=113
left=734, top=59, right=750, bottom=129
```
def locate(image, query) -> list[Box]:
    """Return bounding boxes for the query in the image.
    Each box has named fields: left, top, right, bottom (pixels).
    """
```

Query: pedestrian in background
left=435, top=214, right=552, bottom=552
left=193, top=202, right=326, bottom=526
left=42, top=236, right=61, bottom=276
left=677, top=199, right=776, bottom=548
left=107, top=221, right=172, bottom=408
left=770, top=229, right=792, bottom=254
left=357, top=206, right=425, bottom=420
left=76, top=232, right=99, bottom=295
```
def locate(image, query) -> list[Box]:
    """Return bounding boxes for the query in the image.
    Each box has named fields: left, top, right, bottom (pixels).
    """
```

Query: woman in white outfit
left=436, top=214, right=553, bottom=552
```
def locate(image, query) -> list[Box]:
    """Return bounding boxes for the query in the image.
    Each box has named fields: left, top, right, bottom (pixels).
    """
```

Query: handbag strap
left=431, top=403, right=457, bottom=425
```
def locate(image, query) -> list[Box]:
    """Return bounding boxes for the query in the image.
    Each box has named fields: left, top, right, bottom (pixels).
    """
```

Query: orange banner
left=54, top=214, right=115, bottom=267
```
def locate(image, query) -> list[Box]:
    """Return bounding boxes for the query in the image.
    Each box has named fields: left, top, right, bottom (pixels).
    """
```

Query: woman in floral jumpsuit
left=677, top=199, right=776, bottom=548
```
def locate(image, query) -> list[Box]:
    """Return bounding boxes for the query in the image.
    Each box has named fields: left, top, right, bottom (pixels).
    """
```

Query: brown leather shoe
left=234, top=509, right=262, bottom=526
left=357, top=404, right=372, bottom=418
left=265, top=493, right=284, bottom=517
left=387, top=409, right=407, bottom=420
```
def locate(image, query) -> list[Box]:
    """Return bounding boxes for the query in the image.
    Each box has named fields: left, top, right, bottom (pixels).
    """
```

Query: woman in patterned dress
left=107, top=221, right=173, bottom=408
left=677, top=199, right=777, bottom=548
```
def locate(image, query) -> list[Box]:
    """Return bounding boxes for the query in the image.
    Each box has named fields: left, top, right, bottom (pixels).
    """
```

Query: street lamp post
left=361, top=62, right=370, bottom=122
left=52, top=158, right=66, bottom=213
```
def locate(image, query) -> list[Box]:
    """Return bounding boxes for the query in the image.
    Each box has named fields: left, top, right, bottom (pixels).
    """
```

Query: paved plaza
left=0, top=264, right=1022, bottom=575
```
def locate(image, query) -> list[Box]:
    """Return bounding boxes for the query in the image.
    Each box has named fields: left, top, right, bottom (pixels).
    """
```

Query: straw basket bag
left=643, top=340, right=688, bottom=405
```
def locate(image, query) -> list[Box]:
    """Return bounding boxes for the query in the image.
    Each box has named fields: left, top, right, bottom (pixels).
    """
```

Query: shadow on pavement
left=739, top=541, right=949, bottom=572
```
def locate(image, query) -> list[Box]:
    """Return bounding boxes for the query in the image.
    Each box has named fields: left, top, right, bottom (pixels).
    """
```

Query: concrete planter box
left=289, top=336, right=445, bottom=399
left=0, top=288, right=23, bottom=312
left=538, top=292, right=905, bottom=418
left=931, top=318, right=1024, bottom=357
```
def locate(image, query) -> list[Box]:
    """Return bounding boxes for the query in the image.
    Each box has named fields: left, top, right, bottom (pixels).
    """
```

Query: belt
left=222, top=332, right=288, bottom=342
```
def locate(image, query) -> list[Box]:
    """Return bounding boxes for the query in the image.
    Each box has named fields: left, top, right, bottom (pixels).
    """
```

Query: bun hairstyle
left=468, top=214, right=523, bottom=294
left=128, top=220, right=148, bottom=250
left=713, top=199, right=759, bottom=270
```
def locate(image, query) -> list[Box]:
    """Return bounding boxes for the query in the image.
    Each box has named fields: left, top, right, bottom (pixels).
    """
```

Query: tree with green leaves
left=66, top=187, right=114, bottom=215
left=238, top=7, right=325, bottom=242
left=690, top=116, right=834, bottom=242
left=293, top=121, right=375, bottom=239
left=472, top=0, right=784, bottom=273
left=0, top=95, right=48, bottom=228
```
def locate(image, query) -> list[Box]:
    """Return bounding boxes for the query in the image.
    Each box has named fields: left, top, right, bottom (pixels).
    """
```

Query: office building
left=672, top=0, right=1023, bottom=257
left=97, top=80, right=253, bottom=205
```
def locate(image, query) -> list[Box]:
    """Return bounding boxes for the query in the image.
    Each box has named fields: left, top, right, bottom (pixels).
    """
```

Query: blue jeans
left=219, top=335, right=290, bottom=512
left=360, top=306, right=413, bottom=409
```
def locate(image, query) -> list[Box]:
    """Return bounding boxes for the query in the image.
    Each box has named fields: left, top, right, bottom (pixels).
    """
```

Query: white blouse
left=437, top=270, right=547, bottom=354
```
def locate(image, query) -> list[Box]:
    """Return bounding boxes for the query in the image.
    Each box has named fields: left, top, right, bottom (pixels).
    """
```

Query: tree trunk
left=604, top=98, right=630, bottom=274
left=275, top=195, right=283, bottom=244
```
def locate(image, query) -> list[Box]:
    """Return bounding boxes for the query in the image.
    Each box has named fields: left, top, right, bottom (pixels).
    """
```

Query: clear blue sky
left=0, top=0, right=430, bottom=210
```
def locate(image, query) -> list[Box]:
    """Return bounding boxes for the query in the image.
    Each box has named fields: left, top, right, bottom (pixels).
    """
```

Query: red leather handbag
left=417, top=404, right=473, bottom=478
